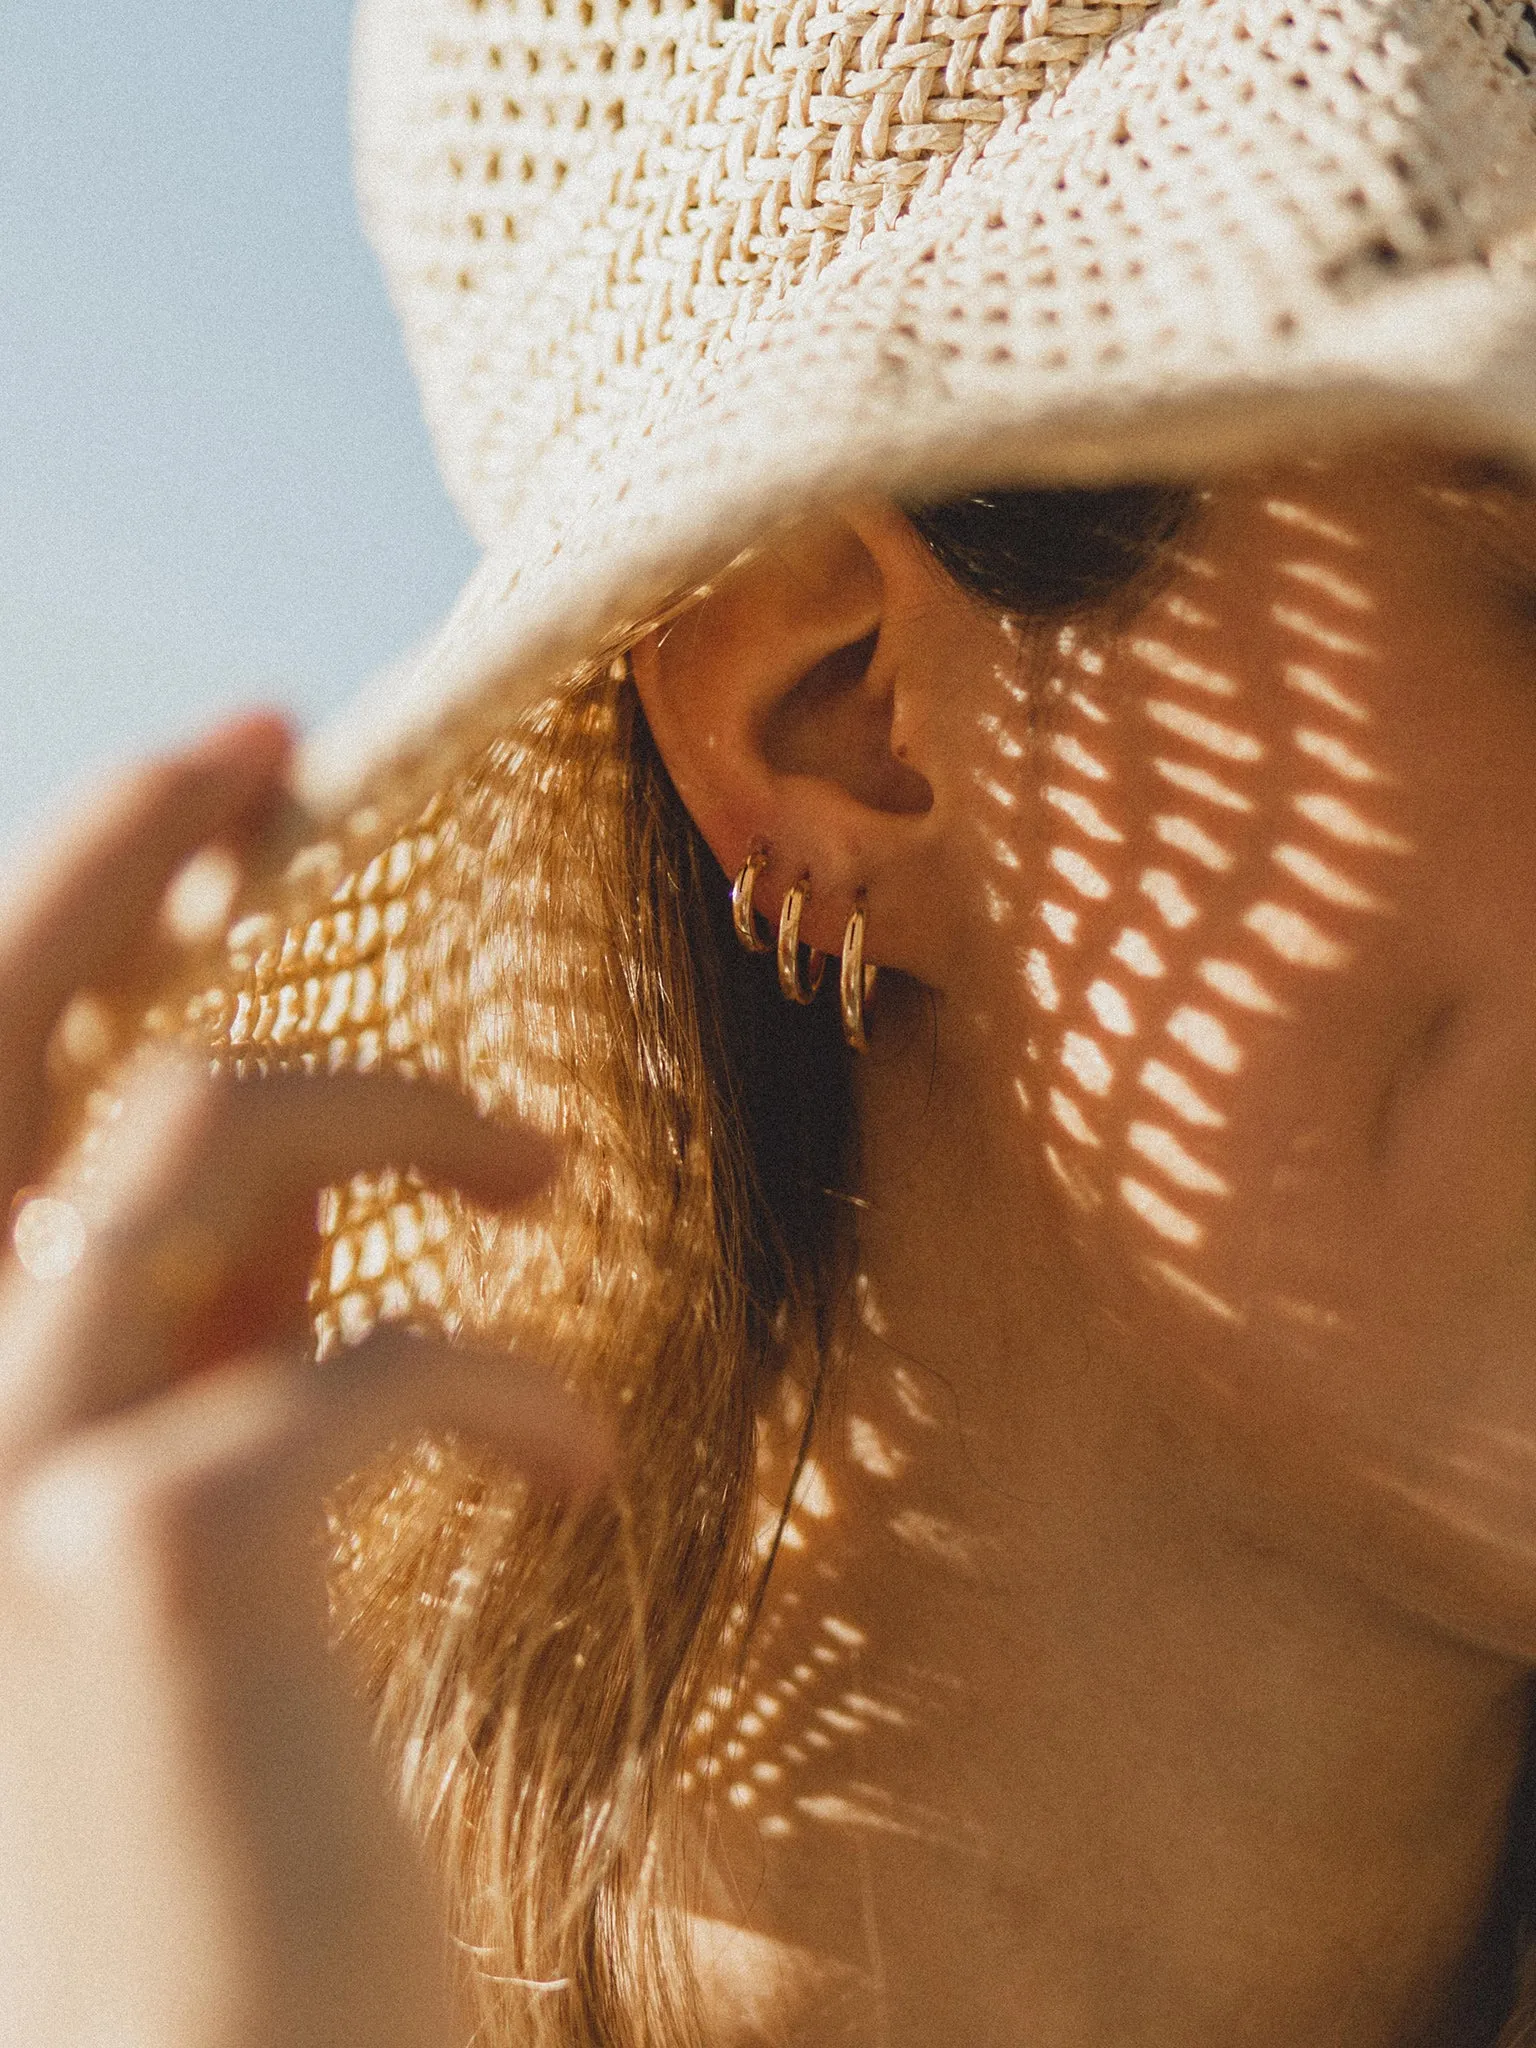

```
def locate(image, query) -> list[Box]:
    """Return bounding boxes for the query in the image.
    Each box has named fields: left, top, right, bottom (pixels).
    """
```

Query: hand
left=0, top=715, right=606, bottom=2048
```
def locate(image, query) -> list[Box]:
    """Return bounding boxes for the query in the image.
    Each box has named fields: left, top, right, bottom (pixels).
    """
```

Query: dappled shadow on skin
left=963, top=457, right=1536, bottom=1640
left=1001, top=486, right=1406, bottom=1330
left=683, top=1345, right=983, bottom=1864
left=684, top=461, right=1536, bottom=1983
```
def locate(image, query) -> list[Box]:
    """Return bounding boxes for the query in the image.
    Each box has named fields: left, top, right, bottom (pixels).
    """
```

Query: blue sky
left=0, top=2, right=477, bottom=845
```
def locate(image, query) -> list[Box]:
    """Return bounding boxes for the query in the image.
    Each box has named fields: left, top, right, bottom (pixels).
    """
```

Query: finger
left=6, top=1329, right=612, bottom=1609
left=0, top=1058, right=562, bottom=1460
left=0, top=713, right=293, bottom=1199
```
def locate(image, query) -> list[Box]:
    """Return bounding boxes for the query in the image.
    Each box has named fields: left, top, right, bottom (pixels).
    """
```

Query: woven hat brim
left=293, top=273, right=1536, bottom=834
left=290, top=0, right=1536, bottom=836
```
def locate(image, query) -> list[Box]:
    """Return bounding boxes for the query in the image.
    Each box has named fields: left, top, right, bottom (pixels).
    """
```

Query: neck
left=693, top=987, right=1532, bottom=2048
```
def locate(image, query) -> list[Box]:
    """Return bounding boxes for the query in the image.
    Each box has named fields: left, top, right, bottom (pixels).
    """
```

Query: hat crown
left=356, top=0, right=1536, bottom=546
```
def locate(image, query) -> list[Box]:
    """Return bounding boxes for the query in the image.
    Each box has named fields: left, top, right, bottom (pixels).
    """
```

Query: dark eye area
left=906, top=483, right=1200, bottom=622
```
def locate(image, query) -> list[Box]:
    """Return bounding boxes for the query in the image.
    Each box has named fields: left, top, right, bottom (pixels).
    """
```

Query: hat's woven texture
left=312, top=0, right=1536, bottom=822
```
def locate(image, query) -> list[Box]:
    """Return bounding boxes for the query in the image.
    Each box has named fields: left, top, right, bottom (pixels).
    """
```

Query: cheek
left=960, top=591, right=1536, bottom=1647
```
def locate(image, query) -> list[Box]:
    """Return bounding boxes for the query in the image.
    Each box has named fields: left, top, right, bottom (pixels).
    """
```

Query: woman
left=4, top=1, right=1536, bottom=2045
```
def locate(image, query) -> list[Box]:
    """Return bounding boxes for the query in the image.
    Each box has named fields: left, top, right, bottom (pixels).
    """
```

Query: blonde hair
left=172, top=663, right=854, bottom=2046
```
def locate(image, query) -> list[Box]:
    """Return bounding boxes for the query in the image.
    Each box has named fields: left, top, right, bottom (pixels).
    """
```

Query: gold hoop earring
left=777, top=874, right=826, bottom=1005
left=839, top=894, right=878, bottom=1053
left=731, top=851, right=772, bottom=955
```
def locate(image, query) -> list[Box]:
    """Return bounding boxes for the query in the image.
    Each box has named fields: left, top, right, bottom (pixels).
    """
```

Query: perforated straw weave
left=300, top=0, right=1536, bottom=829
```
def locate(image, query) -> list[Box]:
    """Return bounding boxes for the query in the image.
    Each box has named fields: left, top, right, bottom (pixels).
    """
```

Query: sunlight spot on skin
left=1025, top=948, right=1062, bottom=1011
left=1291, top=793, right=1413, bottom=854
left=1262, top=499, right=1363, bottom=548
left=1167, top=1005, right=1243, bottom=1074
left=817, top=1708, right=866, bottom=1736
left=849, top=1415, right=907, bottom=1481
left=793, top=1793, right=931, bottom=1839
left=1143, top=699, right=1265, bottom=762
left=974, top=771, right=1018, bottom=809
left=1273, top=843, right=1391, bottom=913
left=1154, top=814, right=1234, bottom=872
left=792, top=1461, right=834, bottom=1520
left=855, top=1270, right=888, bottom=1337
left=1069, top=689, right=1111, bottom=724
left=890, top=1366, right=938, bottom=1428
left=1120, top=1177, right=1204, bottom=1246
left=1277, top=560, right=1375, bottom=611
left=843, top=1694, right=910, bottom=1728
left=1143, top=1257, right=1246, bottom=1324
left=1293, top=728, right=1386, bottom=783
left=774, top=1384, right=811, bottom=1433
left=1153, top=758, right=1254, bottom=812
left=977, top=712, right=1027, bottom=761
left=1345, top=1473, right=1536, bottom=1571
left=1271, top=605, right=1377, bottom=660
left=1128, top=637, right=1239, bottom=697
left=1139, top=1058, right=1227, bottom=1127
left=1046, top=1143, right=1104, bottom=1211
left=1049, top=731, right=1110, bottom=780
left=1040, top=900, right=1080, bottom=944
left=889, top=1508, right=981, bottom=1572
left=1061, top=1030, right=1114, bottom=1094
left=1050, top=1087, right=1102, bottom=1147
left=1045, top=785, right=1125, bottom=843
left=1243, top=900, right=1353, bottom=969
left=1266, top=1294, right=1353, bottom=1336
left=823, top=1615, right=866, bottom=1649
left=1086, top=979, right=1137, bottom=1036
left=1111, top=928, right=1166, bottom=977
left=1049, top=845, right=1113, bottom=899
left=1197, top=958, right=1287, bottom=1016
left=1140, top=868, right=1200, bottom=930
left=1282, top=664, right=1370, bottom=723
left=1160, top=592, right=1218, bottom=628
left=1127, top=1121, right=1229, bottom=1195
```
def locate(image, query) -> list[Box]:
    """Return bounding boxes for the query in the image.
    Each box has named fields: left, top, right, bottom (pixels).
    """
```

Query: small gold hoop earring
left=840, top=895, right=878, bottom=1053
left=777, top=874, right=826, bottom=1005
left=731, top=851, right=772, bottom=955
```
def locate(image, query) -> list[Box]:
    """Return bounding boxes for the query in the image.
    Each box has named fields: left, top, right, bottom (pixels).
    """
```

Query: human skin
left=0, top=720, right=607, bottom=2047
left=633, top=447, right=1536, bottom=2047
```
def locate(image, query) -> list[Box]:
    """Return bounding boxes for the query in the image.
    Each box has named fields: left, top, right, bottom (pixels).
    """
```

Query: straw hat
left=295, top=0, right=1536, bottom=828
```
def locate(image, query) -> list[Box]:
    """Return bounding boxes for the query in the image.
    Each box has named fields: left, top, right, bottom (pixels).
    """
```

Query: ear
left=631, top=503, right=1011, bottom=986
